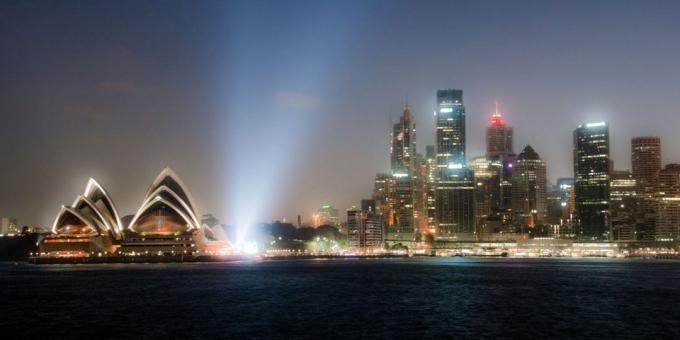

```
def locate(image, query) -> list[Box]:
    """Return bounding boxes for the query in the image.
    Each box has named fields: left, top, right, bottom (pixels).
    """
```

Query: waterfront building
left=434, top=89, right=475, bottom=239
left=573, top=122, right=610, bottom=240
left=632, top=137, right=662, bottom=194
left=424, top=145, right=437, bottom=231
left=435, top=167, right=476, bottom=239
left=387, top=104, right=421, bottom=243
left=469, top=156, right=502, bottom=234
left=511, top=145, right=547, bottom=229
left=120, top=168, right=201, bottom=255
left=435, top=89, right=466, bottom=168
left=312, top=203, right=339, bottom=227
left=347, top=206, right=384, bottom=251
left=0, top=217, right=19, bottom=236
left=484, top=103, right=515, bottom=215
left=631, top=137, right=662, bottom=240
left=486, top=102, right=513, bottom=159
left=546, top=189, right=563, bottom=220
left=373, top=173, right=394, bottom=227
left=373, top=173, right=392, bottom=206
left=39, top=179, right=122, bottom=256
left=499, top=155, right=516, bottom=211
left=389, top=173, right=416, bottom=242
left=391, top=104, right=416, bottom=174
left=609, top=170, right=637, bottom=241
left=556, top=178, right=575, bottom=218
left=38, top=168, right=229, bottom=258
left=656, top=164, right=680, bottom=241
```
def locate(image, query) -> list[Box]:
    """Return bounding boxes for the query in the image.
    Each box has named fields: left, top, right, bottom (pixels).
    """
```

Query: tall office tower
left=373, top=173, right=391, bottom=202
left=609, top=170, right=637, bottom=240
left=372, top=173, right=393, bottom=226
left=347, top=207, right=384, bottom=251
left=413, top=152, right=428, bottom=234
left=632, top=137, right=661, bottom=194
left=485, top=102, right=515, bottom=218
left=391, top=104, right=416, bottom=174
left=554, top=178, right=578, bottom=238
left=511, top=145, right=547, bottom=228
left=435, top=89, right=466, bottom=168
left=486, top=102, right=514, bottom=158
left=546, top=189, right=564, bottom=220
left=390, top=173, right=415, bottom=242
left=556, top=178, right=575, bottom=217
left=500, top=155, right=517, bottom=205
left=655, top=164, right=680, bottom=241
left=424, top=146, right=437, bottom=231
left=388, top=105, right=418, bottom=243
left=469, top=156, right=502, bottom=235
left=574, top=122, right=611, bottom=240
left=435, top=89, right=475, bottom=239
left=631, top=137, right=661, bottom=240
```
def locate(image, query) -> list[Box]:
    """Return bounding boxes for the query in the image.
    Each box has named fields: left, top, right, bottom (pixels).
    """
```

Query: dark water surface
left=1, top=258, right=678, bottom=339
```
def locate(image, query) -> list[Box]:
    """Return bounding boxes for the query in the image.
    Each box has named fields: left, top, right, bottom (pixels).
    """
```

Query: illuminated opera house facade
left=38, top=168, right=231, bottom=258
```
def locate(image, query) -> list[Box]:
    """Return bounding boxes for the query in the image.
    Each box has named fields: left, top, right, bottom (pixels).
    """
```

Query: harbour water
left=1, top=258, right=678, bottom=339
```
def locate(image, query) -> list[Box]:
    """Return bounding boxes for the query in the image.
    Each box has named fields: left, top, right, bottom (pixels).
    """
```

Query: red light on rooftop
left=490, top=100, right=504, bottom=126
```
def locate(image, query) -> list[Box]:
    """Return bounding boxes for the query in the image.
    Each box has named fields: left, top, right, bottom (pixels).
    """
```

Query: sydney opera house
left=38, top=168, right=231, bottom=259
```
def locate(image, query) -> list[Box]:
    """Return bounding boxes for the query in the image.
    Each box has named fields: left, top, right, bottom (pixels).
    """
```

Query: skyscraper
left=655, top=164, right=680, bottom=241
left=632, top=137, right=661, bottom=194
left=631, top=137, right=662, bottom=240
left=372, top=173, right=393, bottom=225
left=434, top=89, right=475, bottom=239
left=486, top=102, right=513, bottom=158
left=391, top=104, right=416, bottom=174
left=485, top=102, right=515, bottom=215
left=469, top=156, right=502, bottom=232
left=609, top=170, right=637, bottom=241
left=424, top=145, right=437, bottom=231
left=388, top=105, right=418, bottom=243
left=435, top=89, right=466, bottom=169
left=556, top=178, right=575, bottom=218
left=511, top=145, right=547, bottom=228
left=574, top=122, right=610, bottom=240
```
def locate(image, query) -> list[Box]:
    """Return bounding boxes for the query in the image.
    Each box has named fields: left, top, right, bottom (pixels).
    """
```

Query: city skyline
left=2, top=1, right=680, bottom=228
left=3, top=2, right=679, bottom=339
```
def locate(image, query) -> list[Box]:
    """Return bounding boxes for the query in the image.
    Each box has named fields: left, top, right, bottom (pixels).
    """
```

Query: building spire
left=493, top=100, right=501, bottom=117
left=490, top=100, right=504, bottom=126
left=402, top=100, right=411, bottom=119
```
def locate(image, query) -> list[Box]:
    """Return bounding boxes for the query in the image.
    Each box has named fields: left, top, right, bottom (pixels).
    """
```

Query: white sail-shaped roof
left=139, top=185, right=201, bottom=229
left=144, top=168, right=199, bottom=217
left=127, top=196, right=199, bottom=234
left=71, top=195, right=118, bottom=239
left=51, top=206, right=101, bottom=237
left=83, top=178, right=123, bottom=237
left=127, top=168, right=201, bottom=234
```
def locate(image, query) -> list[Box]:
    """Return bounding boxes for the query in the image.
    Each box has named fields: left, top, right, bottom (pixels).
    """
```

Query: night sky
left=2, top=0, right=680, bottom=228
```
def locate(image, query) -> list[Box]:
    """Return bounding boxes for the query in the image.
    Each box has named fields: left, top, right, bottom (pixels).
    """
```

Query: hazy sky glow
left=2, top=0, right=680, bottom=227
